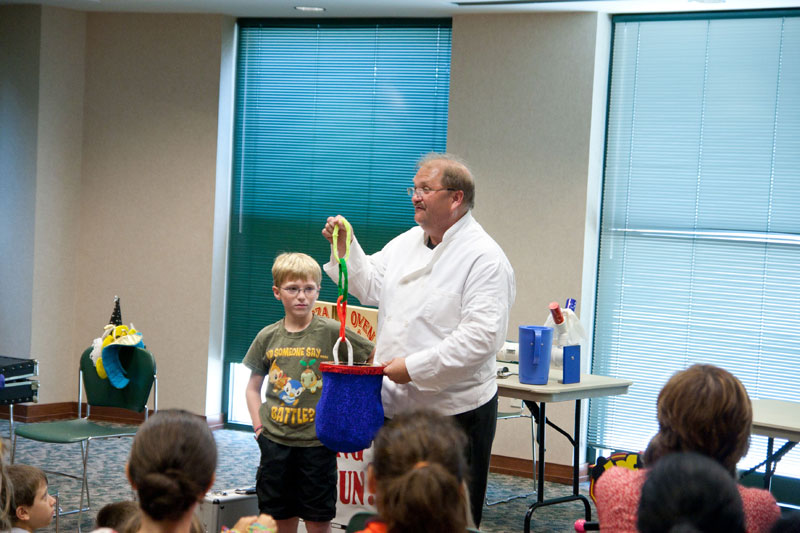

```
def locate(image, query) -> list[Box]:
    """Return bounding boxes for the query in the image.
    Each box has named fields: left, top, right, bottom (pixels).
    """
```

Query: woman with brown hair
left=594, top=364, right=780, bottom=533
left=123, top=409, right=275, bottom=533
left=355, top=410, right=470, bottom=533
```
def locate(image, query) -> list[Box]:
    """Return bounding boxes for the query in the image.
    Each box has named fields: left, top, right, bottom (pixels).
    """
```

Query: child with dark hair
left=637, top=451, right=746, bottom=533
left=595, top=364, right=780, bottom=533
left=355, top=410, right=470, bottom=533
left=95, top=500, right=139, bottom=531
left=114, top=510, right=207, bottom=533
left=771, top=512, right=800, bottom=533
left=1, top=464, right=56, bottom=533
left=127, top=409, right=216, bottom=530
left=125, top=409, right=275, bottom=533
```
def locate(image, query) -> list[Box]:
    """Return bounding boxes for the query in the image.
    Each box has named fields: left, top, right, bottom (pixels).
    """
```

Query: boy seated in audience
left=2, top=464, right=56, bottom=533
left=95, top=500, right=139, bottom=532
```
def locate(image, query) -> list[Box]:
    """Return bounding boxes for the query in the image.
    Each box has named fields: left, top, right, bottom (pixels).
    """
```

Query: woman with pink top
left=594, top=364, right=780, bottom=533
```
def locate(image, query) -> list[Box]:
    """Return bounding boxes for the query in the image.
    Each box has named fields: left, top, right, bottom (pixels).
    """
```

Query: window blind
left=224, top=20, right=451, bottom=364
left=589, top=11, right=800, bottom=477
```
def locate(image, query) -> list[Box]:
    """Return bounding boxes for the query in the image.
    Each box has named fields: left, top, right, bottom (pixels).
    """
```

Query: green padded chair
left=345, top=511, right=377, bottom=533
left=11, top=345, right=157, bottom=531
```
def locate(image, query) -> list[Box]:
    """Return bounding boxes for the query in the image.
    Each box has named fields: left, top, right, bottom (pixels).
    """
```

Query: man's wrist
left=253, top=424, right=262, bottom=434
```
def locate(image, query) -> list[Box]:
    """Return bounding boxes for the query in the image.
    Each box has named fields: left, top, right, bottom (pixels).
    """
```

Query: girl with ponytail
left=125, top=409, right=275, bottom=533
left=357, top=410, right=470, bottom=533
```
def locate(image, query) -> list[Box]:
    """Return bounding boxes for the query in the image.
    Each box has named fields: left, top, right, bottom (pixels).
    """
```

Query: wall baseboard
left=0, top=403, right=211, bottom=427
left=0, top=402, right=82, bottom=423
left=490, top=454, right=588, bottom=485
left=206, top=412, right=225, bottom=430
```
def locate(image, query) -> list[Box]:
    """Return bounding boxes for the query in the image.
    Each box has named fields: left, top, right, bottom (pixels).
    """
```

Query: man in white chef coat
left=322, top=152, right=515, bottom=526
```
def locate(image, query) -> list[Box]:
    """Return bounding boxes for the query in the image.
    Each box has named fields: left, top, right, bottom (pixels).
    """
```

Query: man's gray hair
left=417, top=152, right=475, bottom=210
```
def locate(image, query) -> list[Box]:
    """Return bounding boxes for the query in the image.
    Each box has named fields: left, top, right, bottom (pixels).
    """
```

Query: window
left=589, top=11, right=800, bottom=479
left=224, top=20, right=451, bottom=423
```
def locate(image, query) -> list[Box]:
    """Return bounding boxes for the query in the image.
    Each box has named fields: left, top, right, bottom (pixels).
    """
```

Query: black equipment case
left=0, top=356, right=39, bottom=405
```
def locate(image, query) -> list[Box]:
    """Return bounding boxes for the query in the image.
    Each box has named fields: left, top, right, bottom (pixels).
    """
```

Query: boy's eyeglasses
left=281, top=287, right=319, bottom=296
left=406, top=186, right=456, bottom=197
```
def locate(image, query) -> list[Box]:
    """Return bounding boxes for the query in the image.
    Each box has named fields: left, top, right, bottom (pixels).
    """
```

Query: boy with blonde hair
left=2, top=464, right=56, bottom=532
left=244, top=252, right=374, bottom=533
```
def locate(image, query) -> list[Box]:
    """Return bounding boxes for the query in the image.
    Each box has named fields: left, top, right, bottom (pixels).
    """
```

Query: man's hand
left=322, top=215, right=351, bottom=259
left=383, top=357, right=411, bottom=384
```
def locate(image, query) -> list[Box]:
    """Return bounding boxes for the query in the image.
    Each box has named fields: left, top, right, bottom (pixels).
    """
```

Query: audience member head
left=644, top=364, right=752, bottom=475
left=369, top=409, right=468, bottom=533
left=637, top=451, right=746, bottom=533
left=4, top=463, right=56, bottom=531
left=118, top=510, right=206, bottom=533
left=96, top=500, right=139, bottom=530
left=771, top=512, right=800, bottom=533
left=126, top=409, right=217, bottom=523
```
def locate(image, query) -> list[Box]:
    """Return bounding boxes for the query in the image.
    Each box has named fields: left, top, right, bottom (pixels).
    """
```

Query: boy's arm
left=245, top=371, right=266, bottom=437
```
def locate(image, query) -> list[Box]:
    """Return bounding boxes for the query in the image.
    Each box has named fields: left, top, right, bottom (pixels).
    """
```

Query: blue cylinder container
left=518, top=326, right=554, bottom=385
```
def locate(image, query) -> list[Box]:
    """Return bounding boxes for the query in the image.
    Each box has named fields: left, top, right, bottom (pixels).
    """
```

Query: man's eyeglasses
left=407, top=186, right=456, bottom=197
left=280, top=286, right=319, bottom=296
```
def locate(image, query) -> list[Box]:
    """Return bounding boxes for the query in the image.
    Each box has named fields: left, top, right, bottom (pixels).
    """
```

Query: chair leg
left=530, top=411, right=537, bottom=491
left=83, top=441, right=92, bottom=510
left=54, top=491, right=60, bottom=533
left=10, top=432, right=16, bottom=464
left=77, top=439, right=92, bottom=533
left=14, top=437, right=90, bottom=525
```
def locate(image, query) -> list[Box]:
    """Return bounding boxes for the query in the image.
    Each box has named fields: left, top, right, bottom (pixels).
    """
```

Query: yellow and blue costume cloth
left=90, top=324, right=144, bottom=389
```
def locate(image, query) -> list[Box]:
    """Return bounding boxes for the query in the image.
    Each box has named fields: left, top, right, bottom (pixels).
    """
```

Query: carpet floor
left=5, top=422, right=594, bottom=532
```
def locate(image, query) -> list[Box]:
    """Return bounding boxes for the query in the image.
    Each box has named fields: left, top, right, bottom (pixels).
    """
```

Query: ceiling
left=2, top=0, right=799, bottom=18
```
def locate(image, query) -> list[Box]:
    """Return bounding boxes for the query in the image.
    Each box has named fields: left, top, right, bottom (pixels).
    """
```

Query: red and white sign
left=313, top=301, right=377, bottom=342
left=333, top=446, right=377, bottom=527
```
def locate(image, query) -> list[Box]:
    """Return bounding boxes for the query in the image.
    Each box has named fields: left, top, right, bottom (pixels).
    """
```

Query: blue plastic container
left=518, top=326, right=554, bottom=385
left=562, top=345, right=581, bottom=384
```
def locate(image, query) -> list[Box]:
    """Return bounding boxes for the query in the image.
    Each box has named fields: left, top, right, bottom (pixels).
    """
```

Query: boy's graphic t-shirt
left=243, top=314, right=374, bottom=447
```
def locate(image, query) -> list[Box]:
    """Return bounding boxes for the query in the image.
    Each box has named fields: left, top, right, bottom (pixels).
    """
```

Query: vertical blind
left=589, top=11, right=800, bottom=477
left=224, top=20, right=452, bottom=364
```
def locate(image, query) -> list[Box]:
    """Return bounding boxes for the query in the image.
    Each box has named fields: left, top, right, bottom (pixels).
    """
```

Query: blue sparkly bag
left=315, top=336, right=384, bottom=453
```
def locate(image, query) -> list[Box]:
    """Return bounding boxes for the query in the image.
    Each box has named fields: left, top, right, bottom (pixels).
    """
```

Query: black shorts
left=255, top=434, right=338, bottom=522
